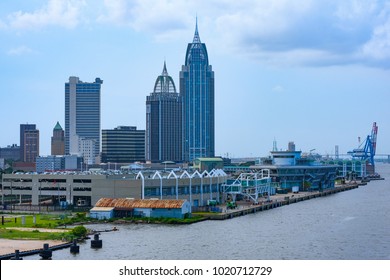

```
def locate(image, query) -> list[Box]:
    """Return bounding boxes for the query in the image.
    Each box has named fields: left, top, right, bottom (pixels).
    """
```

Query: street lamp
left=39, top=181, right=42, bottom=213
left=68, top=183, right=72, bottom=207
left=10, top=180, right=12, bottom=213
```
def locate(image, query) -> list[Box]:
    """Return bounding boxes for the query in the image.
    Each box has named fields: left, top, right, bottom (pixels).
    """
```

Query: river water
left=25, top=164, right=390, bottom=260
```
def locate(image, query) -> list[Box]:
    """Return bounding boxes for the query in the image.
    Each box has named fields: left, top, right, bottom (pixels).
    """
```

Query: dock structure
left=0, top=242, right=72, bottom=260
left=222, top=169, right=273, bottom=203
left=208, top=183, right=359, bottom=220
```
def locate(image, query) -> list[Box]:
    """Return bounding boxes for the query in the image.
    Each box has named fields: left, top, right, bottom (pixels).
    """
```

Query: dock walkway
left=208, top=183, right=359, bottom=220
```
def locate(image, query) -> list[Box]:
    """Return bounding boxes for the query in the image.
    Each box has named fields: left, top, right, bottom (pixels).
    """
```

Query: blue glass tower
left=65, top=77, right=102, bottom=162
left=180, top=20, right=215, bottom=162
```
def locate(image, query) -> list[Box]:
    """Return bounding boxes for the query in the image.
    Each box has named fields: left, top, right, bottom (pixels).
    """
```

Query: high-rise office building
left=102, top=126, right=145, bottom=163
left=180, top=20, right=215, bottom=162
left=65, top=76, right=103, bottom=164
left=20, top=124, right=36, bottom=161
left=24, top=129, right=39, bottom=162
left=146, top=62, right=182, bottom=162
left=51, top=121, right=65, bottom=155
left=20, top=124, right=39, bottom=162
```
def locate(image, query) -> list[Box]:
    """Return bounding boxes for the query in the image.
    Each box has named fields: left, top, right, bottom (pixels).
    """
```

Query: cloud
left=272, top=85, right=285, bottom=93
left=361, top=3, right=390, bottom=61
left=96, top=0, right=390, bottom=67
left=212, top=0, right=390, bottom=68
left=7, top=46, right=34, bottom=56
left=97, top=0, right=129, bottom=25
left=2, top=0, right=389, bottom=68
left=5, top=0, right=86, bottom=30
left=97, top=0, right=192, bottom=41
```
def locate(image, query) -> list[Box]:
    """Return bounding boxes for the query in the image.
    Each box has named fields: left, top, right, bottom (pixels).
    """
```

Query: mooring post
left=11, top=249, right=23, bottom=260
left=39, top=243, right=52, bottom=260
left=70, top=239, right=80, bottom=254
left=91, top=234, right=102, bottom=249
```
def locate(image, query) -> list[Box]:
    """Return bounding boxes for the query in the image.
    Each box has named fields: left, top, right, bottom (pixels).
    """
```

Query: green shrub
left=71, top=225, right=87, bottom=238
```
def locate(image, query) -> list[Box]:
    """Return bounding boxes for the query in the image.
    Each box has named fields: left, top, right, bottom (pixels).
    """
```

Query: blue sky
left=0, top=0, right=389, bottom=158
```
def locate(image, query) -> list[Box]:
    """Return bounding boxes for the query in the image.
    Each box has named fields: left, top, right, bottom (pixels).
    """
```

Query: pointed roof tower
left=153, top=61, right=177, bottom=94
left=53, top=121, right=63, bottom=131
left=185, top=17, right=209, bottom=66
left=192, top=16, right=201, bottom=43
left=162, top=60, right=168, bottom=76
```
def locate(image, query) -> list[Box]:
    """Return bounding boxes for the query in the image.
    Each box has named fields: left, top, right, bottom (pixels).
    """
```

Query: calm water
left=26, top=164, right=390, bottom=260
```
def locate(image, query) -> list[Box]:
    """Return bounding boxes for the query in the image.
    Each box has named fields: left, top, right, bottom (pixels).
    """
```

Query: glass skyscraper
left=65, top=77, right=102, bottom=163
left=180, top=21, right=215, bottom=162
left=146, top=62, right=182, bottom=162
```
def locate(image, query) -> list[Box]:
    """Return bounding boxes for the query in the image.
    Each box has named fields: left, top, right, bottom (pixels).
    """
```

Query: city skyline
left=1, top=1, right=390, bottom=158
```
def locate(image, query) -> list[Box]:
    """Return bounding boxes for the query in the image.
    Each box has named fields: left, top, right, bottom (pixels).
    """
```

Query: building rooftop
left=53, top=121, right=63, bottom=131
left=195, top=158, right=223, bottom=162
left=95, top=198, right=187, bottom=209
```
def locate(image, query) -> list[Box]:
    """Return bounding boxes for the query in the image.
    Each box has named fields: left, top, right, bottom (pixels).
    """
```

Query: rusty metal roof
left=90, top=207, right=115, bottom=212
left=95, top=198, right=187, bottom=209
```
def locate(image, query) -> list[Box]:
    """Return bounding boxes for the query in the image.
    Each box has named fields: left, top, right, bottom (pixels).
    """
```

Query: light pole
left=68, top=184, right=72, bottom=207
left=10, top=180, right=12, bottom=213
left=39, top=181, right=42, bottom=213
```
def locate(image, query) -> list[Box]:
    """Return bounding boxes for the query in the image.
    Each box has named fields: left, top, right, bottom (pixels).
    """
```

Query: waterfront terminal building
left=252, top=150, right=339, bottom=192
left=1, top=169, right=227, bottom=209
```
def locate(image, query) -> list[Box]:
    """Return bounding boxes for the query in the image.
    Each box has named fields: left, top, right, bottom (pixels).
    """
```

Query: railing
left=1, top=204, right=91, bottom=212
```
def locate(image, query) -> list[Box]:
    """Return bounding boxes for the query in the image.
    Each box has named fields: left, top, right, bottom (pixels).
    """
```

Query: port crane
left=348, top=122, right=378, bottom=168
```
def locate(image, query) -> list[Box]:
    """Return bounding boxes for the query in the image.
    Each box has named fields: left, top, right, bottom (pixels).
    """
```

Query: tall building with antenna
left=146, top=62, right=182, bottom=162
left=180, top=19, right=215, bottom=162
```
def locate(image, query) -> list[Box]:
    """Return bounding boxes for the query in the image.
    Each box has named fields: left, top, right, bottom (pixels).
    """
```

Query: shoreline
left=0, top=239, right=67, bottom=256
left=0, top=182, right=368, bottom=258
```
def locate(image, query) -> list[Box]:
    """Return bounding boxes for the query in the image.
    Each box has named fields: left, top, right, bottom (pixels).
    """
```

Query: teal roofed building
left=51, top=121, right=65, bottom=155
left=193, top=157, right=223, bottom=171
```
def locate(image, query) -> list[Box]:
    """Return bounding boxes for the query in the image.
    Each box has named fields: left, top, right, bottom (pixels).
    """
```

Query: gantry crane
left=348, top=122, right=378, bottom=168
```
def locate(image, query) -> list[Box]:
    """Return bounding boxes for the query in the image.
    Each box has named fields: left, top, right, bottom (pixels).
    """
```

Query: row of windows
left=144, top=185, right=220, bottom=196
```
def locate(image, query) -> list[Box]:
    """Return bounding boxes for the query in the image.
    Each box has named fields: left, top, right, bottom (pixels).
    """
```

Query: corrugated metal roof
left=90, top=207, right=115, bottom=212
left=95, top=198, right=187, bottom=209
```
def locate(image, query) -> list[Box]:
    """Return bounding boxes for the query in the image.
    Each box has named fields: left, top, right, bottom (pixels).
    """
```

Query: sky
left=0, top=0, right=389, bottom=158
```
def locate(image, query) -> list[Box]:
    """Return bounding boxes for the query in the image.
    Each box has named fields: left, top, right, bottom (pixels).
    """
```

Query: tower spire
left=193, top=16, right=201, bottom=43
left=162, top=60, right=168, bottom=76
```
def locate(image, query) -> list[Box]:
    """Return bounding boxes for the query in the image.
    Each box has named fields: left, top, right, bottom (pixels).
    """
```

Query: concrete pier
left=208, top=183, right=359, bottom=220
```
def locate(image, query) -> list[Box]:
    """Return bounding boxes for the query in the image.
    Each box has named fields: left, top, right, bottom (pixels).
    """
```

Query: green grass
left=0, top=215, right=61, bottom=229
left=0, top=228, right=73, bottom=241
left=0, top=212, right=91, bottom=229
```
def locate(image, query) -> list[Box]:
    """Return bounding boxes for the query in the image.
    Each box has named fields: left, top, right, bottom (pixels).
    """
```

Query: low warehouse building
left=91, top=198, right=191, bottom=219
left=89, top=207, right=114, bottom=220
